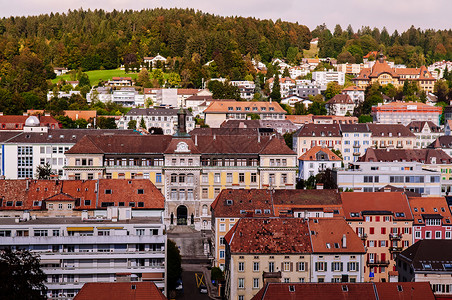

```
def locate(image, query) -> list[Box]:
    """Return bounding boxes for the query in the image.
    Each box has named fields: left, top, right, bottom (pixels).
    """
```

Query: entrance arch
left=177, top=205, right=188, bottom=225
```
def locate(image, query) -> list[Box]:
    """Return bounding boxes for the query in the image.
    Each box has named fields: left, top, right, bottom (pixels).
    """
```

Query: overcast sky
left=1, top=0, right=450, bottom=33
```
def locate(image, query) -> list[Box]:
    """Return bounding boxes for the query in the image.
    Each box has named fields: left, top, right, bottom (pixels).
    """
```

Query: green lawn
left=52, top=69, right=139, bottom=84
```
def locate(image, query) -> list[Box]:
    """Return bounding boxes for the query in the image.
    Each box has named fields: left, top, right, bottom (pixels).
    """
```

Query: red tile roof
left=359, top=148, right=452, bottom=164
left=367, top=124, right=416, bottom=138
left=326, top=94, right=354, bottom=104
left=251, top=282, right=434, bottom=300
left=204, top=101, right=286, bottom=114
left=298, top=146, right=341, bottom=161
left=73, top=282, right=167, bottom=300
left=0, top=179, right=164, bottom=211
left=225, top=218, right=312, bottom=254
left=341, top=192, right=413, bottom=221
left=308, top=218, right=365, bottom=253
left=408, top=197, right=452, bottom=225
left=0, top=115, right=61, bottom=130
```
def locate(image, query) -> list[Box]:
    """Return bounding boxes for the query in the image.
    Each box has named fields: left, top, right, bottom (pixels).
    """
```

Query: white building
left=0, top=207, right=166, bottom=299
left=117, top=108, right=195, bottom=135
left=341, top=86, right=365, bottom=106
left=326, top=94, right=354, bottom=116
left=334, top=162, right=442, bottom=195
left=406, top=121, right=443, bottom=149
left=340, top=124, right=372, bottom=164
left=47, top=91, right=82, bottom=101
left=298, top=146, right=342, bottom=180
left=230, top=81, right=255, bottom=100
left=87, top=88, right=145, bottom=107
left=312, top=71, right=345, bottom=89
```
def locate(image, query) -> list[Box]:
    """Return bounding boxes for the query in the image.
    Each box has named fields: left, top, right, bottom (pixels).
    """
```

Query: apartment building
left=325, top=95, right=355, bottom=116
left=406, top=121, right=442, bottom=149
left=220, top=119, right=298, bottom=135
left=0, top=128, right=137, bottom=179
left=408, top=197, right=452, bottom=243
left=372, top=102, right=442, bottom=126
left=335, top=162, right=441, bottom=195
left=341, top=86, right=365, bottom=105
left=210, top=189, right=343, bottom=270
left=116, top=108, right=195, bottom=134
left=311, top=71, right=345, bottom=88
left=298, top=146, right=341, bottom=180
left=341, top=192, right=414, bottom=282
left=397, top=240, right=452, bottom=296
left=204, top=101, right=286, bottom=128
left=230, top=81, right=256, bottom=100
left=0, top=210, right=166, bottom=300
left=337, top=63, right=364, bottom=76
left=293, top=124, right=342, bottom=157
left=367, top=124, right=416, bottom=150
left=340, top=124, right=372, bottom=164
left=64, top=122, right=297, bottom=230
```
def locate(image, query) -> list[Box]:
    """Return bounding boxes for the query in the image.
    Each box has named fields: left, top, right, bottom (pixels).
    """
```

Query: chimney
left=213, top=134, right=216, bottom=140
left=81, top=210, right=88, bottom=221
left=0, top=112, right=3, bottom=116
left=316, top=183, right=324, bottom=190
left=195, top=134, right=198, bottom=146
left=342, top=234, right=347, bottom=248
left=22, top=211, right=30, bottom=221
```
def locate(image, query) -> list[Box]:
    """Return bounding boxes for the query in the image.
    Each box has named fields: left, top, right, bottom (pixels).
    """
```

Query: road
left=176, top=269, right=210, bottom=300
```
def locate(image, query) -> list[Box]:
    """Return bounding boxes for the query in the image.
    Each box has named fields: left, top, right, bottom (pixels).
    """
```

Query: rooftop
left=398, top=240, right=452, bottom=273
left=203, top=101, right=286, bottom=114
left=73, top=282, right=167, bottom=300
left=408, top=196, right=452, bottom=226
left=359, top=148, right=452, bottom=164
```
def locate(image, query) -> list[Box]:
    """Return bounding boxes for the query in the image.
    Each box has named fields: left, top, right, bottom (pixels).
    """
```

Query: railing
left=366, top=260, right=390, bottom=267
left=389, top=233, right=403, bottom=240
left=389, top=246, right=403, bottom=253
left=359, top=233, right=367, bottom=240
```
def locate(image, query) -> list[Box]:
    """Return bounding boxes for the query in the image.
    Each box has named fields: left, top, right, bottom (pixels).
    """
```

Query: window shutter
left=347, top=262, right=350, bottom=271
left=409, top=228, right=412, bottom=234
left=340, top=263, right=343, bottom=272
left=315, top=262, right=318, bottom=271
left=381, top=253, right=386, bottom=261
left=367, top=241, right=369, bottom=247
left=281, top=262, right=284, bottom=271
left=331, top=262, right=334, bottom=271
left=290, top=262, right=293, bottom=272
left=325, top=262, right=328, bottom=272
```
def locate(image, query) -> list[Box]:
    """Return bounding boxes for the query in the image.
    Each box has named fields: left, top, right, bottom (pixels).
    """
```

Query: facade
left=86, top=87, right=145, bottom=106
left=203, top=101, right=286, bottom=128
left=372, top=102, right=442, bottom=126
left=341, top=192, right=414, bottom=282
left=325, top=94, right=354, bottom=116
left=268, top=77, right=296, bottom=98
left=408, top=197, right=452, bottom=243
left=220, top=119, right=297, bottom=135
left=0, top=129, right=137, bottom=179
left=117, top=108, right=195, bottom=135
left=337, top=63, right=364, bottom=75
left=340, top=124, right=372, bottom=164
left=0, top=212, right=166, bottom=300
left=311, top=71, right=345, bottom=87
left=341, top=86, right=365, bottom=105
left=64, top=125, right=297, bottom=230
left=210, top=189, right=343, bottom=270
left=105, top=77, right=133, bottom=87
left=367, top=124, right=416, bottom=150
left=406, top=121, right=442, bottom=149
left=353, top=55, right=436, bottom=93
left=298, top=146, right=341, bottom=180
left=293, top=124, right=342, bottom=157
left=47, top=91, right=82, bottom=101
left=334, top=162, right=441, bottom=195
left=0, top=114, right=60, bottom=131
left=397, top=240, right=452, bottom=296
left=297, top=83, right=321, bottom=99
left=230, top=81, right=255, bottom=100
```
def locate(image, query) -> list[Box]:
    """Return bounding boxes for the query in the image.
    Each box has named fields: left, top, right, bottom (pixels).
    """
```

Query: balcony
left=359, top=233, right=368, bottom=240
left=389, top=246, right=403, bottom=253
left=389, top=233, right=402, bottom=240
left=353, top=152, right=361, bottom=156
left=353, top=144, right=360, bottom=148
left=396, top=144, right=403, bottom=148
left=366, top=260, right=390, bottom=267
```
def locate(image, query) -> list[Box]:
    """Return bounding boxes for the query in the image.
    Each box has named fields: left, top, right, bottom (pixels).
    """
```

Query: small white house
left=298, top=146, right=342, bottom=180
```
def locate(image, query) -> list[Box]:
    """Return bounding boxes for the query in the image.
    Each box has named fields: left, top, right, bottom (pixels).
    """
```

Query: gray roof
left=399, top=240, right=452, bottom=273
left=126, top=108, right=193, bottom=117
left=339, top=124, right=371, bottom=133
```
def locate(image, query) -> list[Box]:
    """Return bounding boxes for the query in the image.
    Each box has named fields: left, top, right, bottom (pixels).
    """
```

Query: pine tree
left=140, top=117, right=147, bottom=130
left=270, top=75, right=281, bottom=102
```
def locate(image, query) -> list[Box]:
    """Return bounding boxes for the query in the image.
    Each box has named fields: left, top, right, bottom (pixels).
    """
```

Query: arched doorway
left=177, top=205, right=188, bottom=225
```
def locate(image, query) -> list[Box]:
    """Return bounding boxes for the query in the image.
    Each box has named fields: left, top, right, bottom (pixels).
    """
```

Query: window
left=253, top=278, right=259, bottom=289
left=283, top=262, right=291, bottom=272
left=251, top=173, right=257, bottom=183
left=348, top=262, right=359, bottom=272
left=297, top=262, right=306, bottom=271
left=238, top=262, right=244, bottom=272
left=239, top=173, right=245, bottom=183
left=238, top=278, right=245, bottom=289
left=219, top=250, right=225, bottom=259
left=202, top=188, right=208, bottom=198
left=315, top=262, right=327, bottom=271
left=332, top=262, right=343, bottom=272
left=105, top=189, right=112, bottom=194
left=226, top=173, right=232, bottom=183
left=156, top=173, right=162, bottom=183
left=220, top=224, right=226, bottom=232
left=269, top=262, right=274, bottom=272
left=446, top=231, right=451, bottom=239
left=436, top=231, right=442, bottom=239
left=214, top=173, right=220, bottom=183
left=136, top=229, right=145, bottom=236
left=253, top=262, right=260, bottom=272
left=34, top=230, right=48, bottom=236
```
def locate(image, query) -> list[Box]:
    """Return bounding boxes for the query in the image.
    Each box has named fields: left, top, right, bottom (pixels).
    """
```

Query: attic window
left=131, top=285, right=136, bottom=290
left=138, top=202, right=144, bottom=207
left=334, top=243, right=340, bottom=248
left=423, top=263, right=432, bottom=270
left=289, top=286, right=295, bottom=292
left=350, top=212, right=360, bottom=217
left=264, top=209, right=271, bottom=214
left=444, top=264, right=452, bottom=271
left=446, top=219, right=451, bottom=224
left=72, top=135, right=76, bottom=139
left=128, top=181, right=132, bottom=184
left=33, top=201, right=40, bottom=206
left=333, top=210, right=339, bottom=214
left=434, top=208, right=438, bottom=212
left=137, top=189, right=144, bottom=194
left=129, top=202, right=135, bottom=207
left=418, top=219, right=422, bottom=223
left=342, top=285, right=348, bottom=292
left=240, top=210, right=246, bottom=214
left=84, top=200, right=91, bottom=206
left=326, top=243, right=331, bottom=249
left=15, top=201, right=23, bottom=206
left=6, top=201, right=13, bottom=206
left=60, top=135, right=64, bottom=139
left=395, top=212, right=405, bottom=217
left=397, top=285, right=403, bottom=292
left=226, top=200, right=233, bottom=205
left=105, top=189, right=112, bottom=194
left=414, top=208, right=418, bottom=212
left=255, top=209, right=262, bottom=214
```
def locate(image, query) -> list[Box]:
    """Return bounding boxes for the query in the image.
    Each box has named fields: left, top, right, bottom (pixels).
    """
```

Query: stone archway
left=176, top=205, right=188, bottom=225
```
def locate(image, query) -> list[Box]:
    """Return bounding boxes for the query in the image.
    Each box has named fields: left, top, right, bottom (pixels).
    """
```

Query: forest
left=1, top=8, right=452, bottom=115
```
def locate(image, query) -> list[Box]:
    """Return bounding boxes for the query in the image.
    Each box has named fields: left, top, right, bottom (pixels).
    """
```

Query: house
left=0, top=114, right=60, bottom=131
left=341, top=85, right=365, bottom=105
left=268, top=77, right=296, bottom=98
left=326, top=94, right=354, bottom=116
left=298, top=146, right=342, bottom=180
left=74, top=282, right=167, bottom=300
left=220, top=119, right=297, bottom=135
left=203, top=101, right=286, bottom=128
left=230, top=81, right=256, bottom=100
left=406, top=121, right=442, bottom=149
left=367, top=124, right=416, bottom=149
left=372, top=102, right=442, bottom=126
left=340, top=124, right=372, bottom=164
left=280, top=95, right=310, bottom=108
left=47, top=90, right=82, bottom=101
left=311, top=71, right=345, bottom=88
left=341, top=192, right=414, bottom=282
left=292, top=124, right=342, bottom=157
left=396, top=240, right=452, bottom=296
left=408, top=197, right=452, bottom=243
left=106, top=77, right=133, bottom=87
left=353, top=54, right=436, bottom=93
left=143, top=54, right=167, bottom=67
left=53, top=67, right=68, bottom=76
left=251, top=282, right=435, bottom=300
left=63, top=110, right=97, bottom=121
left=335, top=162, right=441, bottom=195
left=337, top=63, right=364, bottom=76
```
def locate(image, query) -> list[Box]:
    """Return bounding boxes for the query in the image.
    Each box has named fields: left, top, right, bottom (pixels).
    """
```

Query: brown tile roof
left=176, top=88, right=202, bottom=95
left=0, top=179, right=164, bottom=211
left=369, top=59, right=399, bottom=78
left=358, top=148, right=452, bottom=164
left=367, top=124, right=416, bottom=138
left=294, top=124, right=342, bottom=137
left=204, top=101, right=286, bottom=114
left=285, top=114, right=314, bottom=124
left=339, top=123, right=370, bottom=132
left=428, top=135, right=452, bottom=149
left=0, top=115, right=61, bottom=130
left=163, top=137, right=201, bottom=154
left=408, top=197, right=452, bottom=225
left=63, top=110, right=97, bottom=120
left=73, top=282, right=167, bottom=300
left=406, top=121, right=441, bottom=133
left=211, top=189, right=342, bottom=218
left=372, top=102, right=442, bottom=113
left=190, top=127, right=263, bottom=136
left=326, top=94, right=354, bottom=104
left=309, top=218, right=365, bottom=253
left=341, top=192, right=413, bottom=221
left=398, top=240, right=452, bottom=273
left=342, top=85, right=365, bottom=92
left=225, top=217, right=312, bottom=254
left=298, top=146, right=341, bottom=161
left=251, top=282, right=434, bottom=300
left=353, top=68, right=371, bottom=80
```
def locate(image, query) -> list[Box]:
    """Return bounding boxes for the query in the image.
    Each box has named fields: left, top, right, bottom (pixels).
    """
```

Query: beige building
left=204, top=101, right=286, bottom=128
left=341, top=192, right=414, bottom=282
left=367, top=124, right=416, bottom=149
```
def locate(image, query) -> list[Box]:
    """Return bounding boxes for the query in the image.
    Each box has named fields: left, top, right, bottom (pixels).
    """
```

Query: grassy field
left=303, top=44, right=319, bottom=58
left=52, top=69, right=139, bottom=84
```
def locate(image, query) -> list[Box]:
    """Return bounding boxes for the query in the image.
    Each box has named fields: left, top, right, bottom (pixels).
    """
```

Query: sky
left=0, top=0, right=450, bottom=33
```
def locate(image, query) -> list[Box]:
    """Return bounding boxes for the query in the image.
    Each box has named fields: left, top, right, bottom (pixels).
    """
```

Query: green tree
left=36, top=163, right=55, bottom=179
left=139, top=117, right=147, bottom=130
left=270, top=76, right=281, bottom=102
left=78, top=72, right=91, bottom=88
left=435, top=80, right=449, bottom=103
left=136, top=68, right=150, bottom=87
left=166, top=72, right=181, bottom=87
left=167, top=239, right=182, bottom=291
left=315, top=168, right=338, bottom=189
left=283, top=131, right=295, bottom=149
left=308, top=101, right=327, bottom=115
left=97, top=117, right=117, bottom=129
left=0, top=248, right=47, bottom=300
left=127, top=119, right=137, bottom=129
left=358, top=115, right=373, bottom=123
left=282, top=67, right=290, bottom=78
left=324, top=82, right=343, bottom=100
